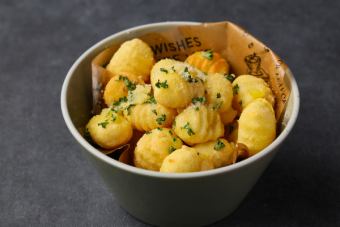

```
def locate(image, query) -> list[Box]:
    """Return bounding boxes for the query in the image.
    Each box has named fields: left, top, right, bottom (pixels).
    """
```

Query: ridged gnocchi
left=124, top=103, right=176, bottom=132
left=173, top=105, right=224, bottom=145
left=106, top=38, right=155, bottom=82
left=86, top=108, right=133, bottom=149
left=194, top=139, right=237, bottom=168
left=160, top=146, right=214, bottom=173
left=186, top=50, right=230, bottom=74
left=232, top=75, right=275, bottom=111
left=86, top=38, right=279, bottom=173
left=134, top=128, right=183, bottom=171
left=151, top=59, right=205, bottom=108
left=237, top=98, right=276, bottom=156
left=204, top=73, right=233, bottom=113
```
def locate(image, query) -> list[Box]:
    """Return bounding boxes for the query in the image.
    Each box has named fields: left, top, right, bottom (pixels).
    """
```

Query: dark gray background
left=1, top=0, right=339, bottom=226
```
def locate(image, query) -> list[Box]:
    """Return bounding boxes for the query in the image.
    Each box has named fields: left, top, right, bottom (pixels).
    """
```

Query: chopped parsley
left=113, top=96, right=128, bottom=106
left=172, top=137, right=177, bottom=142
left=119, top=75, right=136, bottom=91
left=160, top=68, right=168, bottom=73
left=233, top=84, right=239, bottom=95
left=156, top=114, right=166, bottom=125
left=216, top=93, right=221, bottom=98
left=157, top=127, right=163, bottom=131
left=202, top=50, right=213, bottom=60
left=168, top=130, right=173, bottom=135
left=155, top=80, right=169, bottom=89
left=182, top=122, right=195, bottom=136
left=214, top=139, right=225, bottom=151
left=192, top=96, right=206, bottom=105
left=126, top=104, right=135, bottom=115
left=194, top=106, right=200, bottom=111
left=145, top=131, right=151, bottom=135
left=182, top=67, right=199, bottom=83
left=168, top=146, right=176, bottom=153
left=225, top=74, right=236, bottom=82
left=152, top=109, right=157, bottom=115
left=145, top=96, right=156, bottom=104
left=98, top=120, right=109, bottom=128
left=171, top=66, right=176, bottom=72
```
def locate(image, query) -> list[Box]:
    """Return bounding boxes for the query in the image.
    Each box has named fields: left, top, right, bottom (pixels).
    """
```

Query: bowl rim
left=61, top=21, right=300, bottom=179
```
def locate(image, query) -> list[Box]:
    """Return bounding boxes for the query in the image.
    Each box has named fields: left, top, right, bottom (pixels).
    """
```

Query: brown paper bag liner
left=89, top=21, right=291, bottom=162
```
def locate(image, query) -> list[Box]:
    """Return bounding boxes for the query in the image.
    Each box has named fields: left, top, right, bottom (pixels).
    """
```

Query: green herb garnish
left=202, top=50, right=213, bottom=60
left=113, top=96, right=128, bottom=106
left=225, top=74, right=236, bottom=82
left=160, top=68, right=168, bottom=73
left=119, top=75, right=136, bottom=91
left=126, top=104, right=135, bottom=115
left=145, top=131, right=151, bottom=135
left=214, top=139, right=225, bottom=151
left=152, top=109, right=157, bottom=115
left=156, top=114, right=166, bottom=125
left=233, top=84, right=239, bottom=95
left=182, top=67, right=199, bottom=83
left=192, top=96, right=206, bottom=105
left=216, top=93, right=221, bottom=98
left=98, top=120, right=109, bottom=128
left=155, top=80, right=169, bottom=89
left=182, top=122, right=195, bottom=136
left=145, top=96, right=156, bottom=104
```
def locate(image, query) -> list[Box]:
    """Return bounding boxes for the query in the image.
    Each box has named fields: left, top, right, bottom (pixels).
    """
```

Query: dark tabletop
left=1, top=0, right=339, bottom=226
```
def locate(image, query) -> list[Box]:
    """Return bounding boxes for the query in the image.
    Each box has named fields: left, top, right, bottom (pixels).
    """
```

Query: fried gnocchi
left=86, top=108, right=133, bottom=149
left=186, top=50, right=230, bottom=74
left=106, top=38, right=155, bottom=82
left=232, top=75, right=275, bottom=112
left=85, top=38, right=278, bottom=173
left=237, top=98, right=276, bottom=156
left=150, top=59, right=205, bottom=108
left=134, top=128, right=183, bottom=171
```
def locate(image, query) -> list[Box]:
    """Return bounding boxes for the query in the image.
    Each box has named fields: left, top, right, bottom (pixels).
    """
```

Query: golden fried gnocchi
left=103, top=74, right=137, bottom=106
left=124, top=103, right=176, bottom=132
left=173, top=105, right=224, bottom=145
left=134, top=128, right=183, bottom=171
left=150, top=59, right=205, bottom=108
left=204, top=73, right=233, bottom=113
left=86, top=40, right=280, bottom=173
left=160, top=146, right=214, bottom=173
left=106, top=38, right=155, bottom=82
left=237, top=98, right=276, bottom=156
left=186, top=50, right=229, bottom=74
left=194, top=139, right=237, bottom=168
left=86, top=108, right=133, bottom=149
left=232, top=75, right=275, bottom=111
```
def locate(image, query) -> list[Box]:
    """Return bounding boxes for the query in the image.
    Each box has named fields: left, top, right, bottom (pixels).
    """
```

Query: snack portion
left=85, top=38, right=278, bottom=173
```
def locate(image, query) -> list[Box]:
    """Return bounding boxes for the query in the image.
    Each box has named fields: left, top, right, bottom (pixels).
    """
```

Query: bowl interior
left=61, top=22, right=299, bottom=178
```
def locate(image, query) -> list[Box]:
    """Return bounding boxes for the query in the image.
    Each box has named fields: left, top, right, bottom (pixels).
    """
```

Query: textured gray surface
left=1, top=0, right=339, bottom=226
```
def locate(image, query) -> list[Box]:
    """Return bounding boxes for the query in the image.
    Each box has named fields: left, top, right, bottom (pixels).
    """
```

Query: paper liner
left=89, top=21, right=291, bottom=163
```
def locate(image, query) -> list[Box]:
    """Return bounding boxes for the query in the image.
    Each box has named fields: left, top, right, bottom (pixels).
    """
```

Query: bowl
left=61, top=21, right=299, bottom=226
